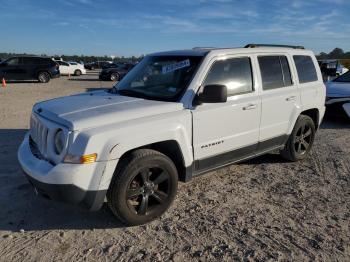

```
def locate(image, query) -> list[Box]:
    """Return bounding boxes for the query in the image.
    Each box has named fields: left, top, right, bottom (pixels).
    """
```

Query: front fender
left=69, top=109, right=193, bottom=168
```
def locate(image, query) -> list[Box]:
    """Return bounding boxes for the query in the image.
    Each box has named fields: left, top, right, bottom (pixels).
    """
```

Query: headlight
left=54, top=129, right=65, bottom=155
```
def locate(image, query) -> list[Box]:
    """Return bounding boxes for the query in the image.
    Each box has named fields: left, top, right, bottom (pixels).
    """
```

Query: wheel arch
left=37, top=70, right=51, bottom=78
left=112, top=140, right=189, bottom=182
left=300, top=108, right=319, bottom=129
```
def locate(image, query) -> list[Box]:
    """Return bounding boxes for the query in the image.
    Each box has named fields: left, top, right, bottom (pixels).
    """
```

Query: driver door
left=2, top=57, right=23, bottom=80
left=192, top=56, right=261, bottom=173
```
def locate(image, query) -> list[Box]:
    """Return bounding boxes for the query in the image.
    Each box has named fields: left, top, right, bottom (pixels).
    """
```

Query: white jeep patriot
left=18, top=44, right=326, bottom=225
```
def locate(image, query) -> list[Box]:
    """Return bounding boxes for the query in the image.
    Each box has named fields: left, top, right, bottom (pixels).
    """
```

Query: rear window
left=22, top=57, right=52, bottom=65
left=258, top=56, right=293, bottom=90
left=293, top=55, right=318, bottom=83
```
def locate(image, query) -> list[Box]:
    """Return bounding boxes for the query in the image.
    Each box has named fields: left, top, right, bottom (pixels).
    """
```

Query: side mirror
left=194, top=84, right=227, bottom=105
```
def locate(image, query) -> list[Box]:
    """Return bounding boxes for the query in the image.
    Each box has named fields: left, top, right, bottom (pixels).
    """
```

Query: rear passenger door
left=293, top=55, right=320, bottom=110
left=22, top=57, right=36, bottom=79
left=257, top=54, right=301, bottom=148
left=192, top=55, right=261, bottom=172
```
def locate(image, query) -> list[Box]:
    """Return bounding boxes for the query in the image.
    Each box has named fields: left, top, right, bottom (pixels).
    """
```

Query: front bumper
left=17, top=133, right=116, bottom=211
left=51, top=71, right=61, bottom=79
left=23, top=170, right=107, bottom=211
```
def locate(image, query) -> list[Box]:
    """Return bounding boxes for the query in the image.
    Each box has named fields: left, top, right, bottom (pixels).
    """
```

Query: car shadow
left=241, top=152, right=286, bottom=165
left=0, top=129, right=125, bottom=232
left=320, top=116, right=350, bottom=130
left=68, top=78, right=103, bottom=82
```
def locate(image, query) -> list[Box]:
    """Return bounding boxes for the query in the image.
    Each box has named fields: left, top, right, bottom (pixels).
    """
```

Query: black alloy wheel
left=294, top=122, right=313, bottom=155
left=280, top=115, right=316, bottom=161
left=107, top=149, right=178, bottom=226
left=38, top=72, right=50, bottom=83
left=126, top=167, right=171, bottom=216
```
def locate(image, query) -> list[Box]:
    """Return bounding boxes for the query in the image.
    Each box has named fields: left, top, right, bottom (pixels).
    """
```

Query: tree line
left=317, top=48, right=350, bottom=60
left=0, top=52, right=143, bottom=63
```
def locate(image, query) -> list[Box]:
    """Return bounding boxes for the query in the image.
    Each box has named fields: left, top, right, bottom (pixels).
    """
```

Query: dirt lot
left=0, top=73, right=349, bottom=261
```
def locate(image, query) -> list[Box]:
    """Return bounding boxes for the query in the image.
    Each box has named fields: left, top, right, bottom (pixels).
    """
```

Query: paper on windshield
left=162, top=59, right=190, bottom=74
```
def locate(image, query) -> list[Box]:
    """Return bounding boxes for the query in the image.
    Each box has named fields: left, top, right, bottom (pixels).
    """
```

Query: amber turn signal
left=64, top=153, right=97, bottom=164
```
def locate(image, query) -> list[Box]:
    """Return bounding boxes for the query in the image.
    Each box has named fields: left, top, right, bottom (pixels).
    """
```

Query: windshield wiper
left=116, top=89, right=150, bottom=99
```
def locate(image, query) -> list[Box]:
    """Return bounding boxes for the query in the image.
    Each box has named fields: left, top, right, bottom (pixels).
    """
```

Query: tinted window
left=293, top=55, right=318, bottom=83
left=6, top=57, right=20, bottom=65
left=23, top=57, right=37, bottom=65
left=280, top=56, right=292, bottom=86
left=23, top=57, right=49, bottom=65
left=258, top=56, right=292, bottom=90
left=204, top=57, right=253, bottom=96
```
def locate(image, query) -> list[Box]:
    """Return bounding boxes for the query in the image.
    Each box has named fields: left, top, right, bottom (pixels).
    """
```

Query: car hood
left=33, top=90, right=184, bottom=131
left=326, top=81, right=350, bottom=97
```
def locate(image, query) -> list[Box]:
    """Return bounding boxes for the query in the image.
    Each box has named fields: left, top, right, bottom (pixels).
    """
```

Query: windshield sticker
left=162, top=59, right=190, bottom=74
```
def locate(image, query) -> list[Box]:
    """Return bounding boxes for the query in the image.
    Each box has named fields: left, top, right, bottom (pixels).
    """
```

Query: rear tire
left=74, top=70, right=82, bottom=76
left=280, top=115, right=316, bottom=161
left=38, top=72, right=50, bottom=83
left=110, top=73, right=119, bottom=81
left=107, top=149, right=178, bottom=226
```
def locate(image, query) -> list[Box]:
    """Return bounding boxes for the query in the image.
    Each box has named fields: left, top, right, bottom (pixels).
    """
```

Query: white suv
left=18, top=44, right=326, bottom=225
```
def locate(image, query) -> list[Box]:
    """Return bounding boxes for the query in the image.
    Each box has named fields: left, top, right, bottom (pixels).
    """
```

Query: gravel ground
left=0, top=73, right=349, bottom=261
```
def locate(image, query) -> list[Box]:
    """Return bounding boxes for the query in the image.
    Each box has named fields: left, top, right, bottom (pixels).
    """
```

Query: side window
left=258, top=56, right=292, bottom=90
left=7, top=58, right=20, bottom=65
left=203, top=57, right=253, bottom=96
left=280, top=56, right=292, bottom=86
left=293, top=55, right=318, bottom=83
left=23, top=57, right=35, bottom=65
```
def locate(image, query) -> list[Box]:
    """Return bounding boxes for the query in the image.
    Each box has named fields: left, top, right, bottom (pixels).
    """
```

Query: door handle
left=242, top=104, right=257, bottom=110
left=286, top=96, right=296, bottom=101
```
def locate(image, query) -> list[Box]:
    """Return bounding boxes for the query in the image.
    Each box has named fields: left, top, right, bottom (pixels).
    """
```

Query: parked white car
left=55, top=60, right=86, bottom=76
left=19, top=44, right=326, bottom=225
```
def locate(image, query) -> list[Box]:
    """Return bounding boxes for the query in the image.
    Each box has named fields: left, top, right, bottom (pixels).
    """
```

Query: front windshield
left=113, top=55, right=203, bottom=101
left=334, top=71, right=350, bottom=82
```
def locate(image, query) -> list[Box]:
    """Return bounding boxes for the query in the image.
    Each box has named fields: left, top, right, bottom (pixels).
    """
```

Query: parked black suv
left=0, top=56, right=60, bottom=83
left=99, top=63, right=135, bottom=81
left=84, top=61, right=113, bottom=70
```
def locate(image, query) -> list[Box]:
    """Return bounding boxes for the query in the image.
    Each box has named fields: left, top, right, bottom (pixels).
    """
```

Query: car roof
left=150, top=46, right=314, bottom=57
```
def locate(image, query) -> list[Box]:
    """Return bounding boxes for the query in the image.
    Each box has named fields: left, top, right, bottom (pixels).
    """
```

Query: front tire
left=74, top=70, right=82, bottom=76
left=280, top=115, right=316, bottom=161
left=107, top=149, right=178, bottom=226
left=38, top=72, right=50, bottom=83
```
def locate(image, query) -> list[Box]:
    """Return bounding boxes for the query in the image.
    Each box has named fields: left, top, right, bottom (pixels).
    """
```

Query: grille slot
left=30, top=114, right=49, bottom=158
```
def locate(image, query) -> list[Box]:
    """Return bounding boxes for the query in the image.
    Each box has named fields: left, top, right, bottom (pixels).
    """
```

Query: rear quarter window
left=293, top=55, right=318, bottom=83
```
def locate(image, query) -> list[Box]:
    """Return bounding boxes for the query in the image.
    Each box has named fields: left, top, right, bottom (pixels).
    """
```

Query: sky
left=0, top=0, right=349, bottom=57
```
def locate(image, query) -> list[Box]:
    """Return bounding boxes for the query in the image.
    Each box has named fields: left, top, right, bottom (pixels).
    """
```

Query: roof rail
left=244, top=44, right=305, bottom=49
left=192, top=47, right=216, bottom=50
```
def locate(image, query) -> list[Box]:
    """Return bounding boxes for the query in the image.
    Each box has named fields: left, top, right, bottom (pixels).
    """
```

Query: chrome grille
left=30, top=113, right=48, bottom=157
